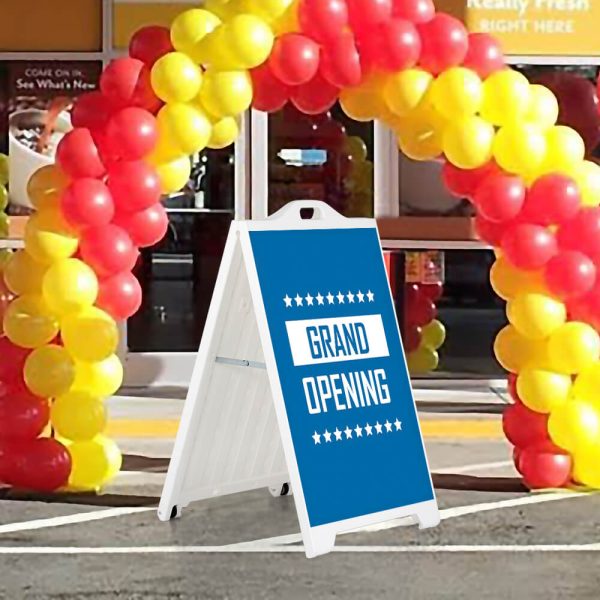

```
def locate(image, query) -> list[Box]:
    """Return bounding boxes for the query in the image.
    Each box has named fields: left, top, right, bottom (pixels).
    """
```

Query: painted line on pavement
left=0, top=507, right=155, bottom=536
left=0, top=543, right=598, bottom=555
left=436, top=460, right=512, bottom=474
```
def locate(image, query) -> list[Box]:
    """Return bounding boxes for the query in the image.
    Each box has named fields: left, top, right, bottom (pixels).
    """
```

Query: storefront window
left=268, top=104, right=374, bottom=217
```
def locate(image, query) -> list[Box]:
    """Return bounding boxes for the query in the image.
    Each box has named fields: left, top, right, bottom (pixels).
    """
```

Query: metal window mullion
left=250, top=109, right=269, bottom=220
left=374, top=120, right=400, bottom=218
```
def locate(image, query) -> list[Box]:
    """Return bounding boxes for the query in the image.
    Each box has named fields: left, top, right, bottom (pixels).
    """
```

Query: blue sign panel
left=250, top=227, right=434, bottom=527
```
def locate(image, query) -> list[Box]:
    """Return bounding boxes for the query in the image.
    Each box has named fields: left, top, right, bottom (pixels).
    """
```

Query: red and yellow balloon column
left=1, top=0, right=600, bottom=492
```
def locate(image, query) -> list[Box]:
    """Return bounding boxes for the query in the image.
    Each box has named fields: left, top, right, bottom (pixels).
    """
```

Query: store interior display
left=1, top=0, right=600, bottom=496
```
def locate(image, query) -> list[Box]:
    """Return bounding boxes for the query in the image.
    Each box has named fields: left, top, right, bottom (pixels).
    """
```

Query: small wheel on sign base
left=269, top=483, right=292, bottom=497
left=170, top=505, right=182, bottom=520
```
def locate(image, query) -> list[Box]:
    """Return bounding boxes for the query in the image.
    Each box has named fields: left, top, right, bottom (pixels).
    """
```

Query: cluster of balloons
left=403, top=282, right=445, bottom=373
left=269, top=106, right=372, bottom=216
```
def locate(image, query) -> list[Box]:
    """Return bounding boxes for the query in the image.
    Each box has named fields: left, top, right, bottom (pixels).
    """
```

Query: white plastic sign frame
left=158, top=200, right=439, bottom=557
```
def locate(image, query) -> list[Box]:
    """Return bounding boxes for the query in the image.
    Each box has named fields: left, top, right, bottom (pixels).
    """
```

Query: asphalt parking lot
left=0, top=388, right=598, bottom=600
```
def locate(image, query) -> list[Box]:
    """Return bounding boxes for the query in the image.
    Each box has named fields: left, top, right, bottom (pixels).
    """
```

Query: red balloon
left=80, top=225, right=139, bottom=278
left=106, top=107, right=158, bottom=161
left=557, top=207, right=600, bottom=262
left=359, top=18, right=421, bottom=72
left=417, top=14, right=468, bottom=75
left=107, top=160, right=162, bottom=212
left=420, top=282, right=443, bottom=301
left=61, top=179, right=115, bottom=229
left=502, top=402, right=550, bottom=448
left=96, top=271, right=143, bottom=321
left=0, top=338, right=30, bottom=387
left=513, top=446, right=524, bottom=474
left=291, top=73, right=339, bottom=114
left=404, top=283, right=422, bottom=306
left=56, top=128, right=106, bottom=179
left=129, top=26, right=174, bottom=67
left=0, top=394, right=49, bottom=440
left=442, top=160, right=498, bottom=199
left=474, top=173, right=525, bottom=223
left=320, top=31, right=362, bottom=88
left=5, top=438, right=71, bottom=492
left=406, top=295, right=436, bottom=327
left=113, top=203, right=169, bottom=248
left=522, top=174, right=581, bottom=226
left=544, top=250, right=596, bottom=300
left=501, top=223, right=557, bottom=270
left=568, top=281, right=600, bottom=329
left=347, top=0, right=392, bottom=34
left=100, top=58, right=162, bottom=113
left=519, top=442, right=572, bottom=489
left=474, top=213, right=513, bottom=247
left=250, top=63, right=290, bottom=112
left=298, top=0, right=349, bottom=44
left=71, top=91, right=115, bottom=133
left=403, top=323, right=422, bottom=352
left=268, top=34, right=320, bottom=86
left=462, top=33, right=505, bottom=79
left=391, top=0, right=435, bottom=23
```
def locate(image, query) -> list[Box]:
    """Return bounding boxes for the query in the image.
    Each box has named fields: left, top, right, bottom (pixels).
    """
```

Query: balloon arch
left=1, top=0, right=600, bottom=492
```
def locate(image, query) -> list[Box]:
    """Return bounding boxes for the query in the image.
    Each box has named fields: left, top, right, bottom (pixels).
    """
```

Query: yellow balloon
left=26, top=165, right=69, bottom=210
left=0, top=153, right=8, bottom=186
left=572, top=444, right=600, bottom=488
left=61, top=306, right=118, bottom=362
left=3, top=250, right=48, bottom=295
left=272, top=0, right=300, bottom=34
left=344, top=136, right=368, bottom=162
left=237, top=0, right=293, bottom=22
left=543, top=125, right=585, bottom=173
left=208, top=114, right=240, bottom=149
left=42, top=258, right=98, bottom=317
left=493, top=122, right=547, bottom=176
left=340, top=78, right=385, bottom=122
left=0, top=184, right=7, bottom=211
left=150, top=155, right=191, bottom=195
left=223, top=14, right=275, bottom=69
left=0, top=213, right=8, bottom=238
left=68, top=436, right=122, bottom=490
left=548, top=399, right=600, bottom=452
left=494, top=325, right=547, bottom=373
left=383, top=69, right=433, bottom=117
left=517, top=368, right=571, bottom=413
left=548, top=321, right=600, bottom=375
left=51, top=391, right=107, bottom=441
left=489, top=256, right=546, bottom=300
left=24, top=208, right=78, bottom=264
left=572, top=362, right=600, bottom=408
left=430, top=67, right=482, bottom=120
left=151, top=52, right=203, bottom=104
left=480, top=69, right=531, bottom=126
left=421, top=319, right=446, bottom=350
left=407, top=346, right=439, bottom=374
left=564, top=160, right=600, bottom=207
left=507, top=292, right=566, bottom=340
left=24, top=344, right=75, bottom=398
left=443, top=115, right=494, bottom=169
left=526, top=84, right=558, bottom=131
left=396, top=107, right=445, bottom=161
left=0, top=249, right=11, bottom=272
left=157, top=103, right=212, bottom=155
left=170, top=8, right=221, bottom=62
left=3, top=294, right=59, bottom=348
left=204, top=0, right=233, bottom=20
left=72, top=354, right=123, bottom=397
left=197, top=70, right=252, bottom=118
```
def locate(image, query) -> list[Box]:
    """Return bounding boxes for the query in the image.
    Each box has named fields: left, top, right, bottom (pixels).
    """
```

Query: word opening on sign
left=285, top=314, right=392, bottom=415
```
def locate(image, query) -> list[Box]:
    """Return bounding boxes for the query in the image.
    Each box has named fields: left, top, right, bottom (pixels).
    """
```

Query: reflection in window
left=268, top=104, right=374, bottom=217
left=127, top=149, right=234, bottom=352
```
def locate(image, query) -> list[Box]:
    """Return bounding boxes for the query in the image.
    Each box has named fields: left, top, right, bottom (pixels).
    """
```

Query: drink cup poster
left=249, top=226, right=436, bottom=528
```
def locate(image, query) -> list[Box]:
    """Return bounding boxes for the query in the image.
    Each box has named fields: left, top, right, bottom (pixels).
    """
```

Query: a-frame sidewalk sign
left=158, top=200, right=440, bottom=557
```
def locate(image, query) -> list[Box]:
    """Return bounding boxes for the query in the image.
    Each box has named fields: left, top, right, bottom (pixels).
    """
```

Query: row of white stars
left=312, top=419, right=402, bottom=444
left=284, top=290, right=375, bottom=308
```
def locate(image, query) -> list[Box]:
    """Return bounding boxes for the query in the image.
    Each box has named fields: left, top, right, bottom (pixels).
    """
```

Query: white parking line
left=0, top=507, right=155, bottom=535
left=436, top=460, right=512, bottom=474
left=0, top=543, right=598, bottom=555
